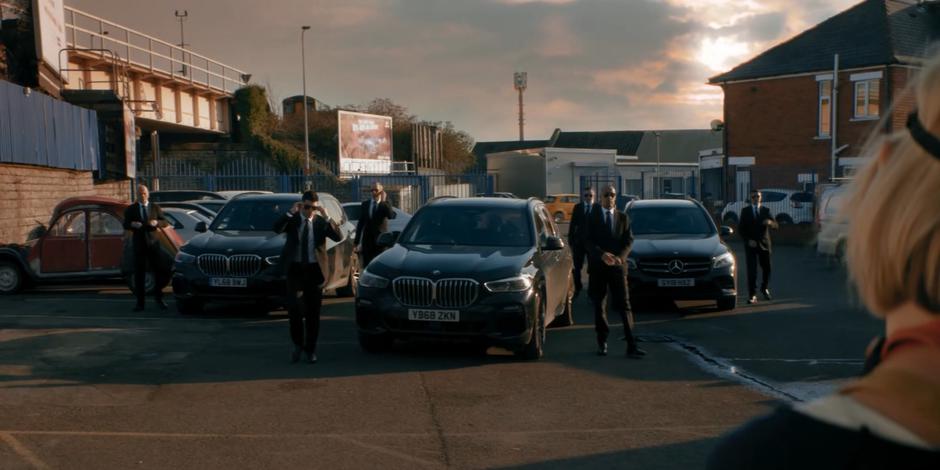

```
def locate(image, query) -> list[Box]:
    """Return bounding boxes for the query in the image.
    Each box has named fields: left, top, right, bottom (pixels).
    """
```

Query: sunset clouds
left=70, top=0, right=859, bottom=141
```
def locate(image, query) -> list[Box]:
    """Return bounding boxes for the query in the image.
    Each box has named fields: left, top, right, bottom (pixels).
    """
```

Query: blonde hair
left=844, top=49, right=940, bottom=316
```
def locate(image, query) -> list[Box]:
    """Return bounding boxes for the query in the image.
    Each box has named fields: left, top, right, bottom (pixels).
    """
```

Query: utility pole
left=175, top=10, right=188, bottom=76
left=513, top=72, right=527, bottom=141
left=301, top=26, right=311, bottom=190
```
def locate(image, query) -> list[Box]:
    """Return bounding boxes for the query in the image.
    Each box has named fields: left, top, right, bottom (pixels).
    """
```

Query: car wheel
left=550, top=275, right=575, bottom=327
left=177, top=298, right=203, bottom=315
left=716, top=296, right=737, bottom=312
left=0, top=261, right=24, bottom=295
left=553, top=211, right=565, bottom=223
left=722, top=213, right=738, bottom=225
left=520, top=292, right=545, bottom=360
left=336, top=254, right=359, bottom=298
left=776, top=214, right=793, bottom=225
left=358, top=332, right=393, bottom=353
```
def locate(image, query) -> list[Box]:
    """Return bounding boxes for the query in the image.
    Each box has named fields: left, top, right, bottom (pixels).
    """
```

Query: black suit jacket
left=586, top=206, right=634, bottom=272
left=355, top=199, right=397, bottom=251
left=567, top=201, right=595, bottom=247
left=273, top=212, right=343, bottom=283
left=738, top=205, right=777, bottom=252
left=123, top=202, right=168, bottom=250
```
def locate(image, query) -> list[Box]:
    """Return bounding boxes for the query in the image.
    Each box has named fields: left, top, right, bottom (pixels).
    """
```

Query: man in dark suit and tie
left=273, top=191, right=343, bottom=364
left=355, top=182, right=397, bottom=268
left=567, top=186, right=596, bottom=297
left=587, top=185, right=646, bottom=359
left=123, top=184, right=170, bottom=312
left=738, top=189, right=778, bottom=304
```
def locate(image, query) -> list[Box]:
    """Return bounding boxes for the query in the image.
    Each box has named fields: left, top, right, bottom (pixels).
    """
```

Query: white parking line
left=0, top=432, right=50, bottom=470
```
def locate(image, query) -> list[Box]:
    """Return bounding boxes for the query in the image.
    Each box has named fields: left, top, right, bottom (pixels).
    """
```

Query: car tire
left=520, top=292, right=545, bottom=360
left=716, top=296, right=737, bottom=311
left=722, top=213, right=738, bottom=225
left=358, top=332, right=393, bottom=353
left=0, top=260, right=24, bottom=295
left=776, top=214, right=793, bottom=225
left=336, top=254, right=359, bottom=298
left=177, top=298, right=203, bottom=315
left=553, top=211, right=565, bottom=223
left=550, top=276, right=575, bottom=327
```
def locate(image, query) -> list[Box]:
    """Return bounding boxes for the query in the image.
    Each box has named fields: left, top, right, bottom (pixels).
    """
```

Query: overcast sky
left=68, top=0, right=859, bottom=142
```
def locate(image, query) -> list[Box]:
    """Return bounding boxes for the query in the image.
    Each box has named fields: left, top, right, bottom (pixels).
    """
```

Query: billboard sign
left=31, top=0, right=66, bottom=76
left=338, top=110, right=392, bottom=175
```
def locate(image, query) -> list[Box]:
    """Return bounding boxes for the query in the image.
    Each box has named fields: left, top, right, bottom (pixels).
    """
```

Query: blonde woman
left=707, top=51, right=940, bottom=468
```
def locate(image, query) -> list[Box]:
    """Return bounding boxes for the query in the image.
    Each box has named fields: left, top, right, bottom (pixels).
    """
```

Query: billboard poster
left=31, top=0, right=66, bottom=78
left=338, top=110, right=392, bottom=175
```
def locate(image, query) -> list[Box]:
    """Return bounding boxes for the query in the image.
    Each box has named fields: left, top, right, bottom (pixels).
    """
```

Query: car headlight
left=713, top=252, right=735, bottom=269
left=264, top=255, right=280, bottom=265
left=484, top=275, right=533, bottom=293
left=358, top=271, right=389, bottom=289
left=627, top=258, right=638, bottom=270
left=175, top=252, right=196, bottom=264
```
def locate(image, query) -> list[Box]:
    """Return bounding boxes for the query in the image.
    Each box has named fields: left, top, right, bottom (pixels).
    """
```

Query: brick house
left=709, top=0, right=940, bottom=203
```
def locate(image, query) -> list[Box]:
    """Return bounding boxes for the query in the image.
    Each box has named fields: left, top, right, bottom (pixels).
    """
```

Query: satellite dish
left=710, top=119, right=724, bottom=132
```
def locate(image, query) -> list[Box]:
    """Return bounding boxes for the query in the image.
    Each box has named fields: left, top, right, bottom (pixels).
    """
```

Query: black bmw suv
left=171, top=193, right=358, bottom=314
left=625, top=199, right=737, bottom=311
left=355, top=197, right=574, bottom=359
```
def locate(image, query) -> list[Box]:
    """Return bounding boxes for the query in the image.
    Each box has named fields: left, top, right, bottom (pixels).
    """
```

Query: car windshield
left=399, top=206, right=532, bottom=247
left=344, top=204, right=361, bottom=221
left=628, top=206, right=715, bottom=238
left=210, top=200, right=292, bottom=231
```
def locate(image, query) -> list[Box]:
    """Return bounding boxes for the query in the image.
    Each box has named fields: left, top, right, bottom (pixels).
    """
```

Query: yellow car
left=544, top=193, right=581, bottom=223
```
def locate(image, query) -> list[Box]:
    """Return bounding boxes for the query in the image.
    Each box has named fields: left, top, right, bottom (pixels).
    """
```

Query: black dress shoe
left=597, top=342, right=608, bottom=356
left=306, top=352, right=318, bottom=364
left=627, top=347, right=647, bottom=359
left=156, top=298, right=168, bottom=310
left=761, top=288, right=772, bottom=301
left=291, top=347, right=302, bottom=363
left=133, top=305, right=145, bottom=312
left=747, top=296, right=758, bottom=304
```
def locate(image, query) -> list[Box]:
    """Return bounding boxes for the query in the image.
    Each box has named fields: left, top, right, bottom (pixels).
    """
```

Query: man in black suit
left=738, top=189, right=778, bottom=304
left=567, top=186, right=596, bottom=297
left=273, top=191, right=343, bottom=364
left=587, top=185, right=646, bottom=359
left=123, top=184, right=170, bottom=312
left=355, top=182, right=397, bottom=268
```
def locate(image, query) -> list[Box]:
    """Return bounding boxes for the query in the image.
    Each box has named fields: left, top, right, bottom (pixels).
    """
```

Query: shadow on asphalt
left=496, top=437, right=722, bottom=470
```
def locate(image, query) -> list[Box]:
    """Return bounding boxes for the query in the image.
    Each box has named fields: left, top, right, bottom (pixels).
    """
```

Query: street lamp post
left=654, top=131, right=662, bottom=198
left=301, top=26, right=311, bottom=190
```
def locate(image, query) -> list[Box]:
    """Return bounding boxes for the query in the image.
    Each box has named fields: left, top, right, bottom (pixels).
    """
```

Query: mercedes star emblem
left=668, top=259, right=684, bottom=275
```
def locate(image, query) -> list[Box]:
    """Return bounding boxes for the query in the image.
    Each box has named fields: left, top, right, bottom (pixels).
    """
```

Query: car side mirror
left=720, top=226, right=734, bottom=237
left=195, top=222, right=208, bottom=233
left=376, top=231, right=399, bottom=248
left=542, top=235, right=564, bottom=251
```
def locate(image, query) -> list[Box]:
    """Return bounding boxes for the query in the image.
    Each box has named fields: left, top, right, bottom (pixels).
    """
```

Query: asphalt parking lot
left=0, top=243, right=882, bottom=469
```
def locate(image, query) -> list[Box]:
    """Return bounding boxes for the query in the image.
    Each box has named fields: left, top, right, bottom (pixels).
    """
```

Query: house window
left=854, top=79, right=880, bottom=119
left=818, top=80, right=832, bottom=137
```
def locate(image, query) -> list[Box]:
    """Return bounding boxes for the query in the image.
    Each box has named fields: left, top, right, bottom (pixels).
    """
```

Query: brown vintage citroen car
left=0, top=196, right=182, bottom=294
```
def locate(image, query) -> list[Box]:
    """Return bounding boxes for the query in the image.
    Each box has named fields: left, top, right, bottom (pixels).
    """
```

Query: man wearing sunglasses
left=355, top=181, right=397, bottom=269
left=567, top=187, right=596, bottom=297
left=738, top=189, right=777, bottom=304
left=273, top=191, right=343, bottom=364
left=586, top=185, right=646, bottom=358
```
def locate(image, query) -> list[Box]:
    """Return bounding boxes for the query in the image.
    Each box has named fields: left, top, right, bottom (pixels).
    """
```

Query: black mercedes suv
left=625, top=199, right=737, bottom=311
left=171, top=193, right=358, bottom=314
left=355, top=197, right=574, bottom=359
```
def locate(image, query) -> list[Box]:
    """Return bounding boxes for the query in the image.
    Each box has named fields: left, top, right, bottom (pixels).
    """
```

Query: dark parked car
left=171, top=193, right=358, bottom=314
left=186, top=199, right=226, bottom=214
left=475, top=192, right=518, bottom=198
left=624, top=199, right=737, bottom=311
left=149, top=190, right=226, bottom=203
left=342, top=202, right=412, bottom=236
left=355, top=197, right=573, bottom=359
left=0, top=197, right=182, bottom=295
left=155, top=202, right=217, bottom=219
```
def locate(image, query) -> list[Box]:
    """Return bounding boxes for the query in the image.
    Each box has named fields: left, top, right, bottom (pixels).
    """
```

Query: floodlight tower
left=513, top=72, right=527, bottom=141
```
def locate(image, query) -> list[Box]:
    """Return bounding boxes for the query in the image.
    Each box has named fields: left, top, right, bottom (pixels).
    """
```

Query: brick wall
left=0, top=163, right=132, bottom=244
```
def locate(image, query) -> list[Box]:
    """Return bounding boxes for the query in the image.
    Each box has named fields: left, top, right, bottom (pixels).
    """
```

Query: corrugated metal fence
left=0, top=80, right=100, bottom=170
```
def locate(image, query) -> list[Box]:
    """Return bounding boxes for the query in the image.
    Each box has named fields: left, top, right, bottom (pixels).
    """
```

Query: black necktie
left=605, top=211, right=612, bottom=234
left=301, top=219, right=310, bottom=264
left=141, top=203, right=148, bottom=221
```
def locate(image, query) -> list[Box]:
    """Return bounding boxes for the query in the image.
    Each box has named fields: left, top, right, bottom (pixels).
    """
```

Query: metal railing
left=64, top=6, right=249, bottom=95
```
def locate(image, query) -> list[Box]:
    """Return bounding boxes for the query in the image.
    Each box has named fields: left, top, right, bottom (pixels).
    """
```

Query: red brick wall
left=722, top=67, right=896, bottom=190
left=0, top=164, right=132, bottom=244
